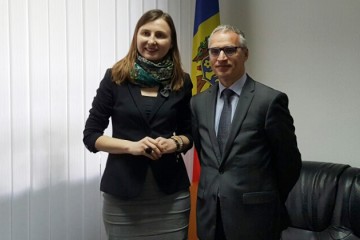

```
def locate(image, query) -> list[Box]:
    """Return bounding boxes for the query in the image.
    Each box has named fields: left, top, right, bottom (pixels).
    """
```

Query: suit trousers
left=215, top=198, right=227, bottom=240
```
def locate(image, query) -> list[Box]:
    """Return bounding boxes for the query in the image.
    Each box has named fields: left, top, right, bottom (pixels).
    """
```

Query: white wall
left=221, top=0, right=360, bottom=167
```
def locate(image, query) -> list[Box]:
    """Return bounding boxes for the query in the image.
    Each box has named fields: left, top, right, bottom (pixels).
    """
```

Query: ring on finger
left=145, top=147, right=153, bottom=154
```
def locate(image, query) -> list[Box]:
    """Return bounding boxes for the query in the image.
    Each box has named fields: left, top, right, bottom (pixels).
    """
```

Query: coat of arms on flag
left=192, top=36, right=218, bottom=93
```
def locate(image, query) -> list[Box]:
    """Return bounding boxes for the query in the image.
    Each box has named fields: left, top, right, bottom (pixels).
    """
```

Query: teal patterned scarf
left=131, top=55, right=174, bottom=88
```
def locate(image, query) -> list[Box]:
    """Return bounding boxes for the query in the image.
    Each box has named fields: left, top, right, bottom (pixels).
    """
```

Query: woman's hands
left=133, top=136, right=178, bottom=160
left=94, top=135, right=187, bottom=160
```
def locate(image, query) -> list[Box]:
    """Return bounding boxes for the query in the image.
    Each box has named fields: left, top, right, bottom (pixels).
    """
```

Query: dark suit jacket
left=191, top=76, right=302, bottom=240
left=83, top=68, right=193, bottom=199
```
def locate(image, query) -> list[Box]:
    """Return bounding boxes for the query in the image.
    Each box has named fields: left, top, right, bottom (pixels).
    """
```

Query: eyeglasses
left=208, top=46, right=243, bottom=57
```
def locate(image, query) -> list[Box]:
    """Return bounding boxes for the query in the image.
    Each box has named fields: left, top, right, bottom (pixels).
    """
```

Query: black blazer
left=83, top=68, right=193, bottom=199
left=191, top=76, right=302, bottom=240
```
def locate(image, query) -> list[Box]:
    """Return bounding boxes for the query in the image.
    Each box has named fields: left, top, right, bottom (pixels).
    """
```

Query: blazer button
left=219, top=168, right=224, bottom=174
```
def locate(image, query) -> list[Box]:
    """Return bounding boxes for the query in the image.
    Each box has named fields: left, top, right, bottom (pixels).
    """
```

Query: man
left=191, top=25, right=302, bottom=240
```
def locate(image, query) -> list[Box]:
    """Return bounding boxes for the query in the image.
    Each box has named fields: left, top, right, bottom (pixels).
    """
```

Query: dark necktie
left=217, top=89, right=234, bottom=156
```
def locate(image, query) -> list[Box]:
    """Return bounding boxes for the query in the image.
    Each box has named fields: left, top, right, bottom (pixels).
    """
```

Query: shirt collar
left=218, top=73, right=247, bottom=96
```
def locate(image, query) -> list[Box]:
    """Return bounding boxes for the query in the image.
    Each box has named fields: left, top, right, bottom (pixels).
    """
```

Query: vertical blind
left=0, top=0, right=194, bottom=239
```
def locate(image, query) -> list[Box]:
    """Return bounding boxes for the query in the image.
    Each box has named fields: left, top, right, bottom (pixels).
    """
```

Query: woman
left=83, top=9, right=193, bottom=240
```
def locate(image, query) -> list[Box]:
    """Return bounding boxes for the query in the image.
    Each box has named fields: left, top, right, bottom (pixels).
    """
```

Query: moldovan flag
left=189, top=0, right=220, bottom=239
left=190, top=0, right=220, bottom=186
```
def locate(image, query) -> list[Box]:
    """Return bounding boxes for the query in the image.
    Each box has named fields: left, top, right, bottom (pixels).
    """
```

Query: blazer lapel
left=221, top=77, right=255, bottom=162
left=206, top=84, right=222, bottom=162
left=127, top=83, right=150, bottom=127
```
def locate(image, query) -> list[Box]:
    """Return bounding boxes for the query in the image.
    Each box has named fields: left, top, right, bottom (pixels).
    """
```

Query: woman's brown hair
left=111, top=9, right=185, bottom=91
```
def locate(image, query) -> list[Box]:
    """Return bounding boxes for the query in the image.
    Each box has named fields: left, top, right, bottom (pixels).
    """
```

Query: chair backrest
left=282, top=161, right=349, bottom=240
left=328, top=167, right=360, bottom=239
left=350, top=174, right=360, bottom=237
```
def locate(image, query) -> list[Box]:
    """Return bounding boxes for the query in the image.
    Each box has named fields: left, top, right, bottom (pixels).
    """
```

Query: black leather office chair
left=281, top=161, right=360, bottom=240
